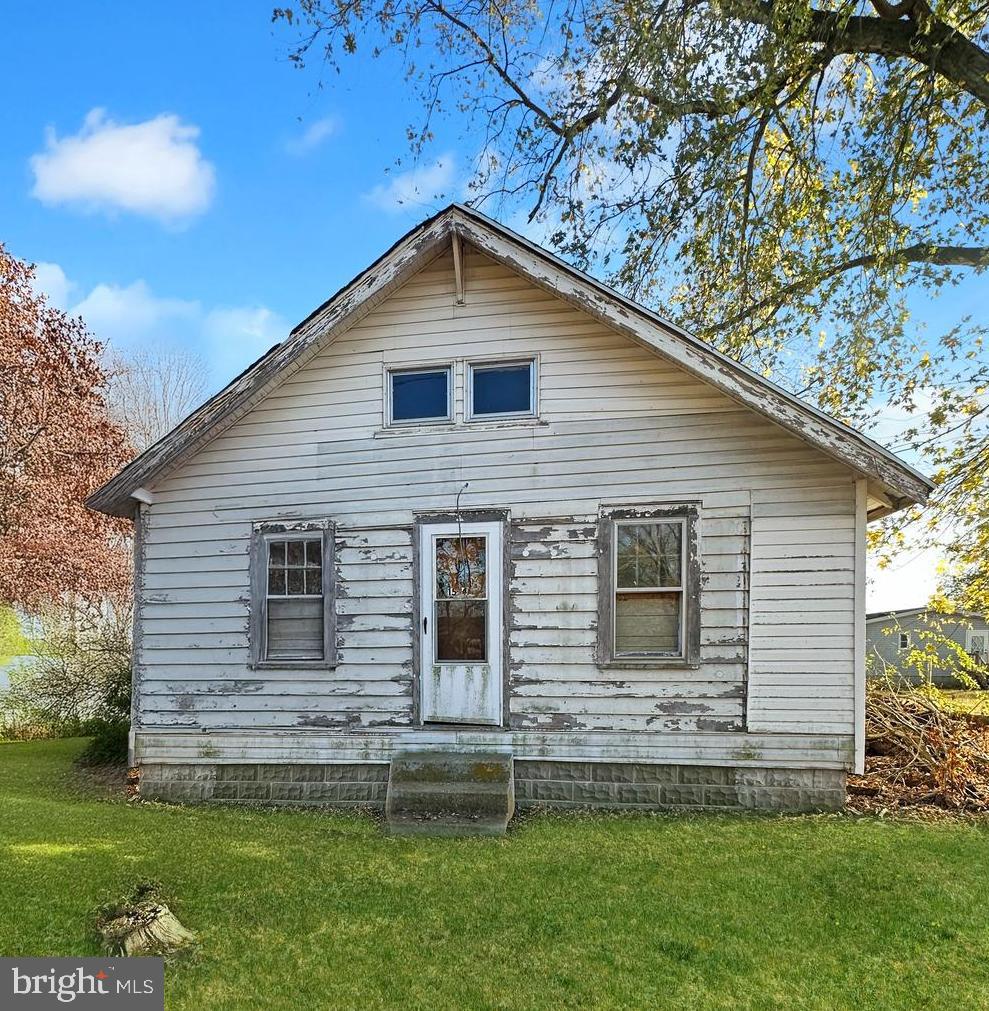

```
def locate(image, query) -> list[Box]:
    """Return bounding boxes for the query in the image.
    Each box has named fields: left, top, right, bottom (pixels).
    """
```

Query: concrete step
left=385, top=751, right=514, bottom=836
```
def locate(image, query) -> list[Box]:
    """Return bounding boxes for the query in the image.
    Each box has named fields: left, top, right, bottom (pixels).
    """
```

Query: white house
left=89, top=205, right=930, bottom=830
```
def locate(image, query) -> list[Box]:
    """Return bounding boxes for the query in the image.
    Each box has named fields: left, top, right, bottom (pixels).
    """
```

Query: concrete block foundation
left=140, top=760, right=845, bottom=813
left=514, top=761, right=846, bottom=812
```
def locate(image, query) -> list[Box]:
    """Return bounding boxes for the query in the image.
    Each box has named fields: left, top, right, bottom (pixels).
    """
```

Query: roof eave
left=87, top=202, right=931, bottom=516
left=447, top=206, right=931, bottom=508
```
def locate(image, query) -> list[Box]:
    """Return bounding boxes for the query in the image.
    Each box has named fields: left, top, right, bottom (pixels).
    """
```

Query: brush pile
left=849, top=683, right=989, bottom=813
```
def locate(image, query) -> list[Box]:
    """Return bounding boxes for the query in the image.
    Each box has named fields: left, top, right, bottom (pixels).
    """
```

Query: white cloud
left=285, top=116, right=339, bottom=156
left=30, top=108, right=216, bottom=224
left=37, top=262, right=288, bottom=387
left=203, top=305, right=288, bottom=378
left=365, top=154, right=456, bottom=212
left=30, top=261, right=74, bottom=310
left=72, top=280, right=199, bottom=344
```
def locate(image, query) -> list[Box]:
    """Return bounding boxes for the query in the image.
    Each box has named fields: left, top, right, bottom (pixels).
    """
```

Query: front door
left=419, top=521, right=503, bottom=725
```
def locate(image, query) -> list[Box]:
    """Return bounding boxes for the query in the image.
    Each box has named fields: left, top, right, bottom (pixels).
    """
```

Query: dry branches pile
left=850, top=684, right=989, bottom=812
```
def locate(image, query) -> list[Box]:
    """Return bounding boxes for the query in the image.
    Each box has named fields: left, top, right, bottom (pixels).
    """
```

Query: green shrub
left=76, top=720, right=130, bottom=766
left=1, top=601, right=131, bottom=741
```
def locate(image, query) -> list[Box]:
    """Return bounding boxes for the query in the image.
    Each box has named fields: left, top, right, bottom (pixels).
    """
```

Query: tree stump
left=97, top=884, right=195, bottom=957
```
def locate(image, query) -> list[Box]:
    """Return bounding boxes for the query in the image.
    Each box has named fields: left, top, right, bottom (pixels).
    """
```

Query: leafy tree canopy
left=0, top=245, right=133, bottom=608
left=277, top=0, right=989, bottom=610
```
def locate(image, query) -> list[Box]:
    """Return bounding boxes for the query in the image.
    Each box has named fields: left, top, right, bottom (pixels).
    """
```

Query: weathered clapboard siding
left=136, top=245, right=860, bottom=762
left=747, top=483, right=857, bottom=735
left=134, top=729, right=854, bottom=769
left=507, top=508, right=749, bottom=733
left=139, top=524, right=415, bottom=730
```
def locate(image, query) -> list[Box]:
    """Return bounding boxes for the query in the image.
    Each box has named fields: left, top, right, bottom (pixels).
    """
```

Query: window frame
left=967, top=628, right=987, bottom=657
left=596, top=505, right=700, bottom=669
left=466, top=358, right=537, bottom=422
left=898, top=631, right=911, bottom=650
left=386, top=364, right=454, bottom=427
left=249, top=520, right=336, bottom=670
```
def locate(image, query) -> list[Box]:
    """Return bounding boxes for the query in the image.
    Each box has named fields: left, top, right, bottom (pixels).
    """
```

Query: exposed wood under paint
left=124, top=244, right=866, bottom=771
left=88, top=204, right=928, bottom=517
left=136, top=728, right=854, bottom=769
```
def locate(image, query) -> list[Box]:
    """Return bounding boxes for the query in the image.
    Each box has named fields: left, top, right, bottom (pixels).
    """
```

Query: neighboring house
left=88, top=204, right=930, bottom=826
left=866, top=607, right=989, bottom=687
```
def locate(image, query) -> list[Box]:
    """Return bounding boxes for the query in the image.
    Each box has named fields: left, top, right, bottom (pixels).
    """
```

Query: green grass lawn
left=3, top=740, right=989, bottom=1010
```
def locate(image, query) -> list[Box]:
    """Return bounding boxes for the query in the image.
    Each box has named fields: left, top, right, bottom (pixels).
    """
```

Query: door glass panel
left=436, top=599, right=488, bottom=661
left=435, top=537, right=487, bottom=598
left=434, top=536, right=488, bottom=662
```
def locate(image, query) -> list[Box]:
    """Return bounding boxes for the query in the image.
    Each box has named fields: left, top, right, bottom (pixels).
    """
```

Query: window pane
left=306, top=569, right=323, bottom=595
left=472, top=363, right=532, bottom=416
left=267, top=597, right=323, bottom=660
left=616, top=522, right=682, bottom=588
left=269, top=541, right=286, bottom=566
left=287, top=568, right=305, bottom=595
left=286, top=541, right=305, bottom=567
left=305, top=540, right=321, bottom=567
left=435, top=537, right=486, bottom=598
left=268, top=567, right=286, bottom=595
left=436, top=600, right=487, bottom=661
left=615, top=591, right=681, bottom=654
left=392, top=369, right=449, bottom=421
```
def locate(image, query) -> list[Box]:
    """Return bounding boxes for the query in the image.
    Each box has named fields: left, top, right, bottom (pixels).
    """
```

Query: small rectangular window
left=614, top=521, right=684, bottom=656
left=468, top=360, right=535, bottom=419
left=597, top=506, right=700, bottom=668
left=266, top=536, right=323, bottom=660
left=898, top=632, right=911, bottom=650
left=251, top=523, right=335, bottom=668
left=389, top=366, right=452, bottom=424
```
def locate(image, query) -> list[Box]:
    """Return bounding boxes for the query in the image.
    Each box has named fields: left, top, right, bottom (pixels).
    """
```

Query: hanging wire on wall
left=454, top=481, right=471, bottom=595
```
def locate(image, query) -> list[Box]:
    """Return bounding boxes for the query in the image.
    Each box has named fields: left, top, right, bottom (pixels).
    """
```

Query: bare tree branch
left=709, top=243, right=989, bottom=333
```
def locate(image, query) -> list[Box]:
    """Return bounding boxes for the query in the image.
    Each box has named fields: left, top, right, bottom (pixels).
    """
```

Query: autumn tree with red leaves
left=0, top=244, right=133, bottom=608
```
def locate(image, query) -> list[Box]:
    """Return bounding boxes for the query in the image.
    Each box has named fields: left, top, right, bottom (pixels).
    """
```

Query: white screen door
left=419, top=521, right=503, bottom=725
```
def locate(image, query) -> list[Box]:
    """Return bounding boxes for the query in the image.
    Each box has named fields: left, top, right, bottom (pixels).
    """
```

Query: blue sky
left=3, top=3, right=986, bottom=609
left=1, top=2, right=466, bottom=383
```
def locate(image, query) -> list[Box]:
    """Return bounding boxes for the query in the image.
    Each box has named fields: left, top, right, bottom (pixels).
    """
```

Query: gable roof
left=88, top=203, right=932, bottom=517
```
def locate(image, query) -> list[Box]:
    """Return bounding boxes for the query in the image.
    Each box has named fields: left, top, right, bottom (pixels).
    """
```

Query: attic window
left=467, top=360, right=536, bottom=420
left=388, top=366, right=452, bottom=424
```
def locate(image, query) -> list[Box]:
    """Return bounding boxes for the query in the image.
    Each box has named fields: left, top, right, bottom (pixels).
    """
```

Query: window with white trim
left=467, top=359, right=536, bottom=420
left=614, top=520, right=684, bottom=654
left=967, top=629, right=987, bottom=660
left=250, top=522, right=335, bottom=667
left=388, top=366, right=452, bottom=425
left=597, top=506, right=700, bottom=667
left=898, top=632, right=911, bottom=650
